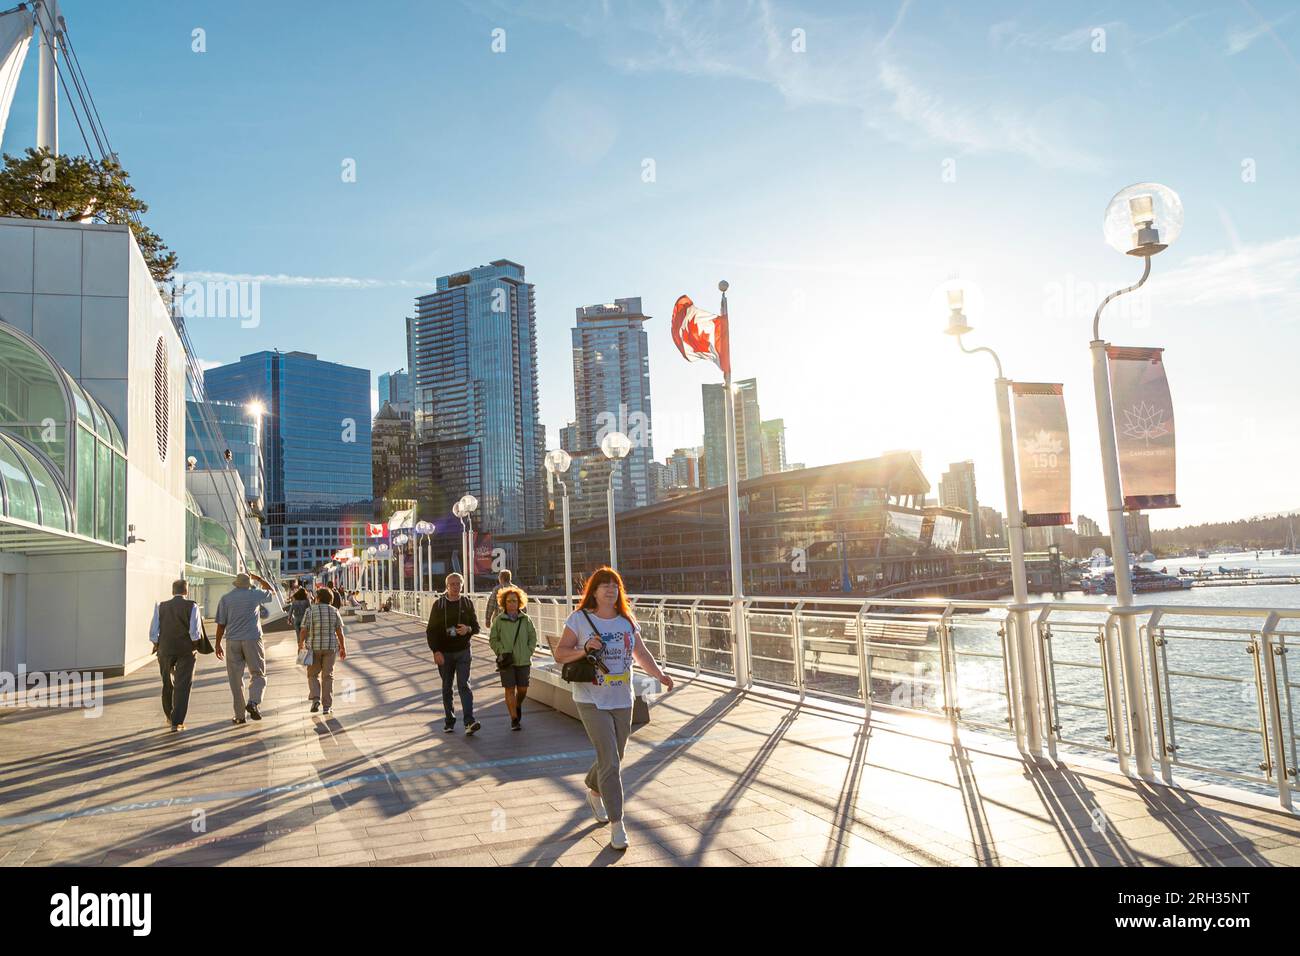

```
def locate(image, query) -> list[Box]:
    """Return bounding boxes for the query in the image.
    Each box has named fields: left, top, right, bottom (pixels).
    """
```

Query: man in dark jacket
left=484, top=569, right=512, bottom=628
left=425, top=572, right=481, bottom=734
left=150, top=579, right=204, bottom=732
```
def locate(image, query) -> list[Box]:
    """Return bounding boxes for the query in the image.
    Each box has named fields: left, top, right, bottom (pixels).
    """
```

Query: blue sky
left=4, top=0, right=1298, bottom=527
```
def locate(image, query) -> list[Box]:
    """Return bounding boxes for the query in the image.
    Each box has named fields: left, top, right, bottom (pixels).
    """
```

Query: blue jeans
left=438, top=649, right=474, bottom=724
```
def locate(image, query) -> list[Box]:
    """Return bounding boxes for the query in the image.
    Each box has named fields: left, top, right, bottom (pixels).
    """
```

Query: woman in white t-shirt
left=556, top=566, right=674, bottom=851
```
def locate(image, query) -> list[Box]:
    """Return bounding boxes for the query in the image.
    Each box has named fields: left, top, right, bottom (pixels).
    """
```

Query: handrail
left=382, top=586, right=1300, bottom=809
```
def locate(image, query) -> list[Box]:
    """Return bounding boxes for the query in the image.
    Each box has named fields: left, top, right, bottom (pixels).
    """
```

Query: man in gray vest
left=150, top=579, right=203, bottom=732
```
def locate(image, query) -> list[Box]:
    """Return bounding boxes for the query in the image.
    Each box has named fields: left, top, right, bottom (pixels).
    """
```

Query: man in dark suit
left=150, top=579, right=204, bottom=732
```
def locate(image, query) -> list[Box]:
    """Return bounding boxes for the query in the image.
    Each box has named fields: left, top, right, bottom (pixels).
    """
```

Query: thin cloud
left=181, top=271, right=427, bottom=289
left=473, top=0, right=1103, bottom=172
left=989, top=19, right=1121, bottom=52
left=1157, top=235, right=1300, bottom=316
left=873, top=62, right=1106, bottom=173
left=1226, top=11, right=1293, bottom=55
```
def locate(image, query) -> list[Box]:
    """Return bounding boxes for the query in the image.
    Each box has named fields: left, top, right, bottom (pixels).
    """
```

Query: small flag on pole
left=671, top=294, right=730, bottom=375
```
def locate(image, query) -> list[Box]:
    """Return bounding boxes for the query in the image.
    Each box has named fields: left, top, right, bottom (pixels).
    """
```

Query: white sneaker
left=587, top=790, right=609, bottom=824
left=610, top=821, right=628, bottom=851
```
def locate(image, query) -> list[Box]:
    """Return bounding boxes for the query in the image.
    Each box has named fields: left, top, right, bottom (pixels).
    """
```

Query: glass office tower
left=205, top=350, right=373, bottom=575
left=378, top=369, right=411, bottom=406
left=184, top=399, right=260, bottom=503
left=408, top=260, right=545, bottom=535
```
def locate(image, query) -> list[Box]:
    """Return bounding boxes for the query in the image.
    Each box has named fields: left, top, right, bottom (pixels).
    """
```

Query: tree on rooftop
left=0, top=147, right=178, bottom=284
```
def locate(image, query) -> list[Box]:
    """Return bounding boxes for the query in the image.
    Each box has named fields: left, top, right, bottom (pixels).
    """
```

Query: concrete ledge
left=529, top=661, right=659, bottom=726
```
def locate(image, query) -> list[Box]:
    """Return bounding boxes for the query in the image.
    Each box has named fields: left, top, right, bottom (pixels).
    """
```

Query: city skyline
left=5, top=1, right=1296, bottom=529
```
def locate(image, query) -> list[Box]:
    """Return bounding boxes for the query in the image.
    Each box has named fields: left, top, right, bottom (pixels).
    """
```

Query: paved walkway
left=2, top=615, right=1299, bottom=867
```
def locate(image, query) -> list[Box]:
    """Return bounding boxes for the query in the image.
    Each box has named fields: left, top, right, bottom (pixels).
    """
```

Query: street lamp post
left=600, top=432, right=632, bottom=569
left=454, top=495, right=479, bottom=594
left=1092, top=182, right=1183, bottom=781
left=545, top=449, right=575, bottom=609
left=415, top=521, right=433, bottom=594
left=394, top=533, right=409, bottom=600
left=365, top=546, right=377, bottom=604
left=942, top=281, right=1043, bottom=755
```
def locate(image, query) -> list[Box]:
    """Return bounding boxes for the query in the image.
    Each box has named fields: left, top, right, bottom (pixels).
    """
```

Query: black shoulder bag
left=561, top=610, right=612, bottom=683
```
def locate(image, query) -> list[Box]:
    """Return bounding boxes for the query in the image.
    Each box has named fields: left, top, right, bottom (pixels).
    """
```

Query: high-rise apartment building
left=407, top=260, right=545, bottom=535
left=568, top=297, right=654, bottom=522
left=702, top=378, right=763, bottom=488
left=666, top=447, right=703, bottom=489
left=938, top=460, right=981, bottom=551
left=1077, top=514, right=1102, bottom=538
left=760, top=418, right=787, bottom=475
left=559, top=421, right=579, bottom=453
left=978, top=506, right=1005, bottom=548
left=204, top=350, right=373, bottom=575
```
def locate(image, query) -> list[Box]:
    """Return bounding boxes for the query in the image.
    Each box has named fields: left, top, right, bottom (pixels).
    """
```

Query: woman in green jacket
left=488, top=586, right=538, bottom=731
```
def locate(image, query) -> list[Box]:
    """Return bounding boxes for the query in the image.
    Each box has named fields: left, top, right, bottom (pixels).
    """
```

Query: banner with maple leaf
left=1107, top=346, right=1178, bottom=510
left=1011, top=383, right=1072, bottom=527
left=670, top=294, right=730, bottom=375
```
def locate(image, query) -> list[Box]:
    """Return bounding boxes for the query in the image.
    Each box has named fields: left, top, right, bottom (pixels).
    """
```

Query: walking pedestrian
left=487, top=585, right=537, bottom=731
left=556, top=566, right=674, bottom=850
left=425, top=572, right=481, bottom=734
left=150, top=579, right=203, bottom=732
left=214, top=571, right=277, bottom=724
left=289, top=587, right=311, bottom=633
left=298, top=587, right=347, bottom=715
left=484, top=569, right=513, bottom=627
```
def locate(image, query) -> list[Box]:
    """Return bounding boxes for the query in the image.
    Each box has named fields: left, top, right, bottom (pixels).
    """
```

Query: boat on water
left=1139, top=550, right=1156, bottom=563
left=1196, top=549, right=1210, bottom=559
left=1283, top=518, right=1298, bottom=556
left=1081, top=565, right=1194, bottom=595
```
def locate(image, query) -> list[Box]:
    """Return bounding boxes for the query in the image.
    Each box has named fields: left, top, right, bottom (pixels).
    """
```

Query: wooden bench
left=803, top=618, right=936, bottom=682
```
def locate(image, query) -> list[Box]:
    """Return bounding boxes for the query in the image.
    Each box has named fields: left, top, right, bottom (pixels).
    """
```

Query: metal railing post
left=792, top=601, right=805, bottom=701
left=690, top=599, right=701, bottom=675
left=1102, top=614, right=1129, bottom=776
left=938, top=605, right=958, bottom=733
left=855, top=603, right=871, bottom=716
left=1259, top=612, right=1293, bottom=811
left=1145, top=609, right=1174, bottom=784
left=1001, top=609, right=1027, bottom=753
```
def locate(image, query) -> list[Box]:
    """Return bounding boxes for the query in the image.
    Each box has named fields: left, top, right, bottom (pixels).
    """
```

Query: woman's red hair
left=577, top=566, right=636, bottom=623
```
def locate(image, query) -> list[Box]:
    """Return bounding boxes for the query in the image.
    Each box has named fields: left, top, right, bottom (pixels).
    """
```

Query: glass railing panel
left=799, top=612, right=860, bottom=701
left=748, top=610, right=797, bottom=689
left=861, top=611, right=944, bottom=715
left=949, top=611, right=1013, bottom=732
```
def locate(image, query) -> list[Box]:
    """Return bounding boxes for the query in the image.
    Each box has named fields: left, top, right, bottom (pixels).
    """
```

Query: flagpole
left=719, top=280, right=751, bottom=689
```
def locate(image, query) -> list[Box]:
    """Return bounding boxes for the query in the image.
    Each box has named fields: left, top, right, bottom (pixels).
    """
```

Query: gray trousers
left=225, top=639, right=266, bottom=718
left=575, top=702, right=633, bottom=823
left=307, top=651, right=337, bottom=708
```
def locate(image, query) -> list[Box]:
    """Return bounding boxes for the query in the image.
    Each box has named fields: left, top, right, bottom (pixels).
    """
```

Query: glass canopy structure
left=0, top=322, right=127, bottom=551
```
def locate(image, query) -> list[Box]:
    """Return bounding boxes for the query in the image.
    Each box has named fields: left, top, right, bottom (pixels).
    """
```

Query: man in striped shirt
left=297, top=588, right=347, bottom=715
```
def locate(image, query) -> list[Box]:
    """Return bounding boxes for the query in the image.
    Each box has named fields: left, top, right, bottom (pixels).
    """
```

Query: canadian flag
left=367, top=522, right=386, bottom=538
left=671, top=294, right=730, bottom=375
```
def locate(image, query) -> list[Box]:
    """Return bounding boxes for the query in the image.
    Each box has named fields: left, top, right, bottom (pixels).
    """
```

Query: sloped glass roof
left=0, top=432, right=70, bottom=532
